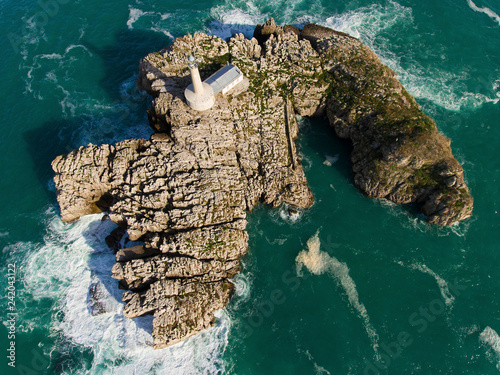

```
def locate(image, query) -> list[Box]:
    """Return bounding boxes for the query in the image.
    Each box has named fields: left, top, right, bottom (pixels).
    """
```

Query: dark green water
left=1, top=0, right=499, bottom=374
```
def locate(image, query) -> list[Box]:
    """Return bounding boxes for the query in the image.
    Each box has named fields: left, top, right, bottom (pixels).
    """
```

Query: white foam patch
left=417, top=264, right=454, bottom=307
left=304, top=350, right=332, bottom=375
left=319, top=1, right=500, bottom=111
left=208, top=0, right=325, bottom=39
left=127, top=8, right=152, bottom=30
left=65, top=44, right=92, bottom=55
left=209, top=8, right=267, bottom=39
left=21, top=14, right=48, bottom=55
left=457, top=324, right=480, bottom=340
left=448, top=219, right=472, bottom=238
left=296, top=230, right=379, bottom=354
left=20, top=208, right=231, bottom=375
left=231, top=272, right=252, bottom=310
left=279, top=204, right=303, bottom=224
left=400, top=262, right=455, bottom=308
left=266, top=203, right=309, bottom=228
left=467, top=0, right=500, bottom=26
left=264, top=236, right=288, bottom=246
left=480, top=326, right=500, bottom=369
left=321, top=1, right=412, bottom=39
left=150, top=26, right=174, bottom=39
left=127, top=7, right=174, bottom=39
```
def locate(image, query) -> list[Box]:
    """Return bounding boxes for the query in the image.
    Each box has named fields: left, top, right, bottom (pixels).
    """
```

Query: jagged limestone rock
left=253, top=17, right=279, bottom=45
left=52, top=21, right=472, bottom=350
left=52, top=31, right=314, bottom=349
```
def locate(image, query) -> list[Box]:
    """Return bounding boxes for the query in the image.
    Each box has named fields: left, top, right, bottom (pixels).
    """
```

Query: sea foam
left=127, top=8, right=153, bottom=30
left=208, top=0, right=323, bottom=39
left=296, top=230, right=379, bottom=354
left=231, top=271, right=252, bottom=310
left=480, top=326, right=500, bottom=369
left=20, top=209, right=231, bottom=375
left=467, top=0, right=500, bottom=26
left=127, top=6, right=174, bottom=38
left=320, top=1, right=500, bottom=111
left=209, top=8, right=267, bottom=39
left=303, top=349, right=332, bottom=375
left=408, top=263, right=455, bottom=307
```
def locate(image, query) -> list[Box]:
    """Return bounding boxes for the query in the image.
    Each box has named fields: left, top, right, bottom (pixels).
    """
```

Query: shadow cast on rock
left=80, top=216, right=150, bottom=324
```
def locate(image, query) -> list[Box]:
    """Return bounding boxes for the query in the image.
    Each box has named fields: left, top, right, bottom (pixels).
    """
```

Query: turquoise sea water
left=1, top=0, right=500, bottom=373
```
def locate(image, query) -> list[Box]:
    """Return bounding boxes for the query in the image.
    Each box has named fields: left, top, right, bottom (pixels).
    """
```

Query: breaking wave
left=17, top=208, right=231, bottom=375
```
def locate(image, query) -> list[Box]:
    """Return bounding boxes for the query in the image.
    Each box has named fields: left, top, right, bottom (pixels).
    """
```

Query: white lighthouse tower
left=184, top=55, right=215, bottom=111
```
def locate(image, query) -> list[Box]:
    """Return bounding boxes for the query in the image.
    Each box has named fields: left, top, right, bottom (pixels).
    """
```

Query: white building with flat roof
left=184, top=55, right=246, bottom=111
left=204, top=64, right=244, bottom=95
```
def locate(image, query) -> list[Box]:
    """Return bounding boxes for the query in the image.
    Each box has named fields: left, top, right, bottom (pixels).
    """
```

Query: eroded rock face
left=52, top=31, right=314, bottom=349
left=316, top=34, right=473, bottom=225
left=52, top=21, right=472, bottom=349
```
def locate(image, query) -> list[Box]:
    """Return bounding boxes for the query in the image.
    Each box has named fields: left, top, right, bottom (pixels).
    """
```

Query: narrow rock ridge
left=52, top=20, right=472, bottom=349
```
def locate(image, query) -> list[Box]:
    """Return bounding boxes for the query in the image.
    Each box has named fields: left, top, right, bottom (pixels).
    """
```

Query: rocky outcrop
left=87, top=281, right=110, bottom=316
left=52, top=122, right=310, bottom=347
left=316, top=34, right=473, bottom=224
left=253, top=17, right=282, bottom=45
left=52, top=32, right=314, bottom=349
left=52, top=21, right=472, bottom=349
left=300, top=23, right=352, bottom=49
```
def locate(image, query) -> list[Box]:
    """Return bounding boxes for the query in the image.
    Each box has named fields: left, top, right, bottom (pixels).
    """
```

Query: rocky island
left=52, top=19, right=473, bottom=349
